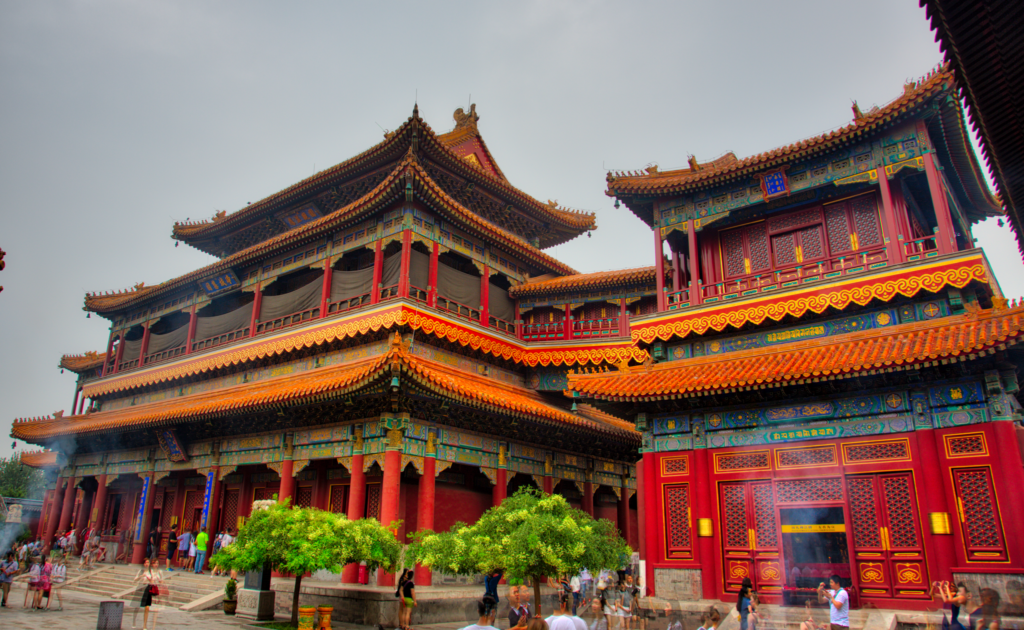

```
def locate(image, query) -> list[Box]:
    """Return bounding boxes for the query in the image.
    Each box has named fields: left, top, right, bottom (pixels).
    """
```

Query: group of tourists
left=929, top=578, right=1023, bottom=630
left=148, top=525, right=234, bottom=574
left=0, top=547, right=68, bottom=611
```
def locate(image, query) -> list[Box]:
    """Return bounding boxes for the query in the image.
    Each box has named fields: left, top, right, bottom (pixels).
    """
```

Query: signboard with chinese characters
left=156, top=428, right=189, bottom=463
left=199, top=270, right=241, bottom=297
left=277, top=203, right=322, bottom=230
left=757, top=167, right=790, bottom=200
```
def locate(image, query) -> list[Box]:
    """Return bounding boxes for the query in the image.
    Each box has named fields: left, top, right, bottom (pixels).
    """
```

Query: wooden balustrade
left=522, top=321, right=565, bottom=341
left=190, top=326, right=249, bottom=353
left=571, top=318, right=619, bottom=339
left=409, top=285, right=429, bottom=304
left=326, top=292, right=371, bottom=315
left=903, top=235, right=938, bottom=259
left=436, top=296, right=480, bottom=322
left=667, top=288, right=691, bottom=310
left=489, top=316, right=515, bottom=336
left=379, top=284, right=399, bottom=301
left=255, top=305, right=321, bottom=336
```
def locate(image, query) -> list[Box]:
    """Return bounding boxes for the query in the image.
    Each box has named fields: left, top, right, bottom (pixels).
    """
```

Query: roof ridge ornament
left=453, top=103, right=479, bottom=131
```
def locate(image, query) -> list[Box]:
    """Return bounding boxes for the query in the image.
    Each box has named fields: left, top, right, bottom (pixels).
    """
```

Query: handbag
left=149, top=584, right=159, bottom=595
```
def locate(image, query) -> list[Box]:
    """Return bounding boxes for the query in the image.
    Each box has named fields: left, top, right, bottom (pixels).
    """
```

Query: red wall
left=433, top=482, right=492, bottom=533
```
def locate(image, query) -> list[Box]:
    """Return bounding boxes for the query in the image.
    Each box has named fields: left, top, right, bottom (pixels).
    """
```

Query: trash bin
left=97, top=600, right=124, bottom=630
left=357, top=561, right=368, bottom=585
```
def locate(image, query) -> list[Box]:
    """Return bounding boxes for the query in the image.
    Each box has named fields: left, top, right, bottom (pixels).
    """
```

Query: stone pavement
left=0, top=586, right=247, bottom=630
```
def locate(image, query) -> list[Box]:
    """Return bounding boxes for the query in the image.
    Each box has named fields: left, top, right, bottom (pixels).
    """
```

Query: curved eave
left=606, top=68, right=955, bottom=223
left=509, top=266, right=659, bottom=299
left=59, top=352, right=105, bottom=374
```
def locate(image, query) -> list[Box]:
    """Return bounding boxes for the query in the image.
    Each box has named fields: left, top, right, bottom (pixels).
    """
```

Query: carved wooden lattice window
left=296, top=486, right=313, bottom=509
left=952, top=468, right=1007, bottom=561
left=661, top=456, right=689, bottom=476
left=721, top=222, right=770, bottom=279
left=663, top=483, right=692, bottom=557
left=823, top=195, right=882, bottom=255
left=366, top=483, right=382, bottom=521
left=117, top=493, right=132, bottom=532
left=846, top=477, right=882, bottom=548
left=181, top=490, right=204, bottom=533
left=329, top=485, right=347, bottom=514
left=881, top=475, right=919, bottom=548
left=220, top=490, right=239, bottom=531
left=775, top=478, right=844, bottom=503
left=751, top=483, right=778, bottom=548
left=767, top=207, right=825, bottom=267
left=160, top=492, right=176, bottom=529
left=776, top=445, right=837, bottom=469
left=722, top=483, right=749, bottom=548
left=843, top=440, right=910, bottom=463
left=716, top=451, right=771, bottom=472
left=945, top=433, right=987, bottom=458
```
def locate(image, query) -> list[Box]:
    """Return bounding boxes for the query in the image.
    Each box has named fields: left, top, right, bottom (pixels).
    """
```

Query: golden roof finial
left=453, top=103, right=479, bottom=131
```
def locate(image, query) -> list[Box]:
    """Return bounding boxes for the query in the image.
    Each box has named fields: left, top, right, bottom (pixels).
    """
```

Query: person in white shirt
left=545, top=591, right=579, bottom=630
left=462, top=599, right=501, bottom=630
left=570, top=574, right=582, bottom=615
left=817, top=575, right=850, bottom=630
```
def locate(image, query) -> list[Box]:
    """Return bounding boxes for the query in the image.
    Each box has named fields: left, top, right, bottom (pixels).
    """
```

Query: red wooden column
left=671, top=247, right=681, bottom=293
left=137, top=322, right=152, bottom=366
left=370, top=240, right=384, bottom=305
left=635, top=460, right=646, bottom=570
left=101, top=331, right=115, bottom=377
left=377, top=426, right=403, bottom=586
left=90, top=476, right=109, bottom=529
left=642, top=452, right=658, bottom=595
left=341, top=428, right=366, bottom=584
left=514, top=303, right=522, bottom=340
left=44, top=477, right=67, bottom=551
left=480, top=266, right=491, bottom=326
left=618, top=300, right=628, bottom=338
left=563, top=305, right=572, bottom=341
left=248, top=286, right=264, bottom=339
left=924, top=153, right=958, bottom=255
left=990, top=420, right=1024, bottom=557
left=184, top=304, right=198, bottom=355
left=398, top=230, right=412, bottom=297
left=278, top=434, right=295, bottom=505
left=654, top=224, right=666, bottom=312
left=131, top=473, right=157, bottom=565
left=914, top=428, right=955, bottom=581
left=493, top=445, right=508, bottom=507
left=111, top=332, right=126, bottom=374
left=57, top=474, right=77, bottom=536
left=415, top=435, right=437, bottom=586
left=543, top=454, right=554, bottom=494
left=71, top=388, right=80, bottom=417
left=583, top=476, right=595, bottom=517
left=427, top=242, right=439, bottom=306
left=617, top=475, right=631, bottom=545
left=876, top=167, right=906, bottom=264
left=687, top=220, right=701, bottom=307
left=320, top=259, right=334, bottom=318
left=694, top=447, right=717, bottom=600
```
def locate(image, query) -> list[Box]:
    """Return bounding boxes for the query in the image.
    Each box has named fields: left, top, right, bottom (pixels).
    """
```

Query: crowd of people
left=0, top=543, right=68, bottom=611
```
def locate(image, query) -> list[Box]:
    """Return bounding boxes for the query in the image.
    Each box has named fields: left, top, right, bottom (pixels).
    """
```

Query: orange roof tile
left=607, top=66, right=955, bottom=199
left=59, top=351, right=105, bottom=373
left=20, top=450, right=58, bottom=469
left=510, top=266, right=659, bottom=298
left=569, top=301, right=1024, bottom=400
left=174, top=106, right=594, bottom=249
left=14, top=337, right=638, bottom=443
left=87, top=153, right=579, bottom=314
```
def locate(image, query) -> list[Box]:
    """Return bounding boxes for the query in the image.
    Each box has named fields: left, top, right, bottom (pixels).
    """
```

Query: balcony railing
left=436, top=296, right=480, bottom=322
left=327, top=292, right=371, bottom=315
left=522, top=321, right=565, bottom=341
left=489, top=316, right=515, bottom=336
left=702, top=247, right=888, bottom=302
left=667, top=288, right=691, bottom=310
left=190, top=327, right=249, bottom=353
left=379, top=284, right=399, bottom=301
left=571, top=318, right=620, bottom=339
left=255, top=305, right=321, bottom=335
left=903, top=235, right=938, bottom=260
left=409, top=285, right=429, bottom=304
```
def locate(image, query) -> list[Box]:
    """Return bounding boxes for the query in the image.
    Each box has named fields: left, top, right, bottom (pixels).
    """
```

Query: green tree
left=0, top=456, right=46, bottom=499
left=210, top=501, right=402, bottom=626
left=411, top=487, right=631, bottom=615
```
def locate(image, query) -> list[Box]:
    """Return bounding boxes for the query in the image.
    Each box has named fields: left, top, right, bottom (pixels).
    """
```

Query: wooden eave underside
left=85, top=152, right=581, bottom=316
left=172, top=109, right=595, bottom=255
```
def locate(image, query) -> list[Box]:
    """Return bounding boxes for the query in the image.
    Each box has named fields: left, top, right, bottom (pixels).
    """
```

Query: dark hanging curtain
left=381, top=253, right=401, bottom=288
left=437, top=261, right=481, bottom=309
left=146, top=324, right=190, bottom=355
left=409, top=250, right=430, bottom=290
left=330, top=266, right=375, bottom=302
left=258, top=275, right=323, bottom=321
left=194, top=302, right=254, bottom=341
left=118, top=337, right=142, bottom=360
left=488, top=284, right=515, bottom=322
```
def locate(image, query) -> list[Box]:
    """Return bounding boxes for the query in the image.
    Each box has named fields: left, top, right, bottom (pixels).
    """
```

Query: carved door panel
left=951, top=468, right=1007, bottom=561
left=720, top=481, right=782, bottom=593
left=846, top=473, right=927, bottom=599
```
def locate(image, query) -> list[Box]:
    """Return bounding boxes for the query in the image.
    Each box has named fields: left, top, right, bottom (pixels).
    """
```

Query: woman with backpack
left=396, top=568, right=416, bottom=630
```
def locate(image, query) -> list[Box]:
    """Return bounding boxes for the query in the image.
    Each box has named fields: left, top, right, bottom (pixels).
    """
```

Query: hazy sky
left=2, top=1, right=1020, bottom=459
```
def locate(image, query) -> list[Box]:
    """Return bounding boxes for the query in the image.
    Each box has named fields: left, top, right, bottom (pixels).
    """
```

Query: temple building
left=13, top=66, right=1024, bottom=612
left=568, top=66, right=1024, bottom=609
left=15, top=104, right=648, bottom=586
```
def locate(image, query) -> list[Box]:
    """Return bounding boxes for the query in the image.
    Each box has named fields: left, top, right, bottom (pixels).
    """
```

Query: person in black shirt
left=148, top=526, right=161, bottom=562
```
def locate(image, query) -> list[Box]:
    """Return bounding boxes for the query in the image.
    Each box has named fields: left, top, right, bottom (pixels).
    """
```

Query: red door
left=846, top=473, right=928, bottom=599
left=720, top=481, right=783, bottom=594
